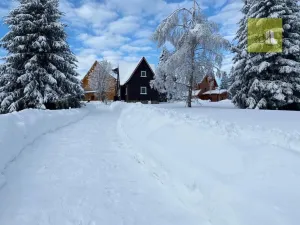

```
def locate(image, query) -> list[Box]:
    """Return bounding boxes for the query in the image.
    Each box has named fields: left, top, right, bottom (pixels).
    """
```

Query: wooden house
left=113, top=57, right=159, bottom=103
left=82, top=57, right=159, bottom=103
left=194, top=75, right=228, bottom=102
left=81, top=61, right=117, bottom=101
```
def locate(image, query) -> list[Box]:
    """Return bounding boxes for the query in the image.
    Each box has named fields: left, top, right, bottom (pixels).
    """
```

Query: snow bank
left=156, top=100, right=300, bottom=132
left=0, top=107, right=90, bottom=188
left=116, top=103, right=300, bottom=225
left=109, top=101, right=130, bottom=111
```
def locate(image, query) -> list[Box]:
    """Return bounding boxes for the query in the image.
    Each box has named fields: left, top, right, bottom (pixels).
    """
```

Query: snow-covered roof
left=117, top=58, right=155, bottom=85
left=182, top=90, right=202, bottom=97
left=202, top=89, right=227, bottom=95
left=193, top=89, right=201, bottom=96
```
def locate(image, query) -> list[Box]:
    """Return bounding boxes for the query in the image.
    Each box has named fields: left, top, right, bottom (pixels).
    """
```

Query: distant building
left=194, top=75, right=228, bottom=102
left=114, top=57, right=159, bottom=103
left=82, top=57, right=160, bottom=103
left=81, top=61, right=117, bottom=101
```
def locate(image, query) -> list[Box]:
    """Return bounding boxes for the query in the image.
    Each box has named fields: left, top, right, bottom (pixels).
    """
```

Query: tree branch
left=195, top=47, right=223, bottom=58
left=175, top=80, right=191, bottom=88
left=164, top=7, right=193, bottom=21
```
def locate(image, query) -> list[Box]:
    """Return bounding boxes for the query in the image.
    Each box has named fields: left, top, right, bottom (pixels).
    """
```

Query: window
left=125, top=87, right=128, bottom=95
left=140, top=87, right=147, bottom=95
left=141, top=71, right=147, bottom=77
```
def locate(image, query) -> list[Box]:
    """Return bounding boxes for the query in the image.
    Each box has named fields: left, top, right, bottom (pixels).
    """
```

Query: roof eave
left=121, top=57, right=155, bottom=86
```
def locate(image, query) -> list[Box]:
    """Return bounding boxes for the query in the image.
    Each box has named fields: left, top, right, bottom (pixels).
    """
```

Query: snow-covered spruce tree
left=230, top=0, right=300, bottom=110
left=220, top=71, right=229, bottom=90
left=0, top=0, right=83, bottom=113
left=88, top=60, right=114, bottom=104
left=227, top=66, right=235, bottom=99
left=229, top=0, right=251, bottom=104
left=152, top=0, right=229, bottom=107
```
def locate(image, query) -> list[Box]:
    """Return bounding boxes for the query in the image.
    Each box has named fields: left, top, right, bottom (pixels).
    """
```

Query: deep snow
left=156, top=100, right=300, bottom=132
left=0, top=101, right=300, bottom=225
left=0, top=106, right=89, bottom=189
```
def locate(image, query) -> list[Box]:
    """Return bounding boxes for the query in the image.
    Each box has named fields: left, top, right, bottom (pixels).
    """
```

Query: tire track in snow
left=115, top=103, right=300, bottom=225
left=115, top=108, right=206, bottom=216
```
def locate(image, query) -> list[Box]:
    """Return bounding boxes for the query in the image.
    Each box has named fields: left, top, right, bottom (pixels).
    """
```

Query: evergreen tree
left=227, top=67, right=235, bottom=99
left=0, top=0, right=83, bottom=113
left=220, top=71, right=229, bottom=90
left=228, top=67, right=234, bottom=87
left=230, top=0, right=300, bottom=110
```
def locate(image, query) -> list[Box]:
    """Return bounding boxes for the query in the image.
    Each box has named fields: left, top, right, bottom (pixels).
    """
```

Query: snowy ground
left=155, top=100, right=300, bottom=132
left=0, top=101, right=300, bottom=225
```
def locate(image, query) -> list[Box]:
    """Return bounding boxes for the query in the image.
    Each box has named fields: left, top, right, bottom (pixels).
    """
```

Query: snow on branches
left=152, top=1, right=229, bottom=107
left=230, top=0, right=300, bottom=110
left=0, top=0, right=83, bottom=113
left=88, top=60, right=114, bottom=103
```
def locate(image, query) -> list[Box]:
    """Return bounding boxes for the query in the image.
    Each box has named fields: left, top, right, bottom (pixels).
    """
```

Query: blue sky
left=0, top=0, right=243, bottom=79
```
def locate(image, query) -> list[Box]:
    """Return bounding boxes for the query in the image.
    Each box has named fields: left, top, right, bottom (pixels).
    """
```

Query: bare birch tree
left=89, top=60, right=113, bottom=104
left=151, top=0, right=229, bottom=107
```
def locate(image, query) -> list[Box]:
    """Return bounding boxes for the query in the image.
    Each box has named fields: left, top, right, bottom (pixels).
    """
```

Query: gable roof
left=82, top=61, right=117, bottom=83
left=116, top=57, right=156, bottom=85
left=199, top=75, right=219, bottom=87
left=82, top=61, right=98, bottom=84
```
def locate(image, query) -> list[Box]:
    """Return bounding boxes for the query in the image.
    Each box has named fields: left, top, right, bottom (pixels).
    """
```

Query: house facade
left=82, top=57, right=159, bottom=103
left=114, top=57, right=159, bottom=103
left=194, top=75, right=228, bottom=102
left=81, top=61, right=117, bottom=101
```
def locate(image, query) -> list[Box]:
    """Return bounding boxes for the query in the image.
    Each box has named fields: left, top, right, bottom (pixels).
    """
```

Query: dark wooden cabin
left=114, top=57, right=159, bottom=103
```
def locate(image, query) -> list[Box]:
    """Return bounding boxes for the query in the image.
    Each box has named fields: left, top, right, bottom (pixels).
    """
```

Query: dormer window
left=141, top=71, right=147, bottom=77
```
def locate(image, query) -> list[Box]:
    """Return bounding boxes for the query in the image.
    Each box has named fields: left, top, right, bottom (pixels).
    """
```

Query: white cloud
left=78, top=33, right=130, bottom=50
left=0, top=0, right=243, bottom=77
left=209, top=0, right=243, bottom=72
left=75, top=3, right=117, bottom=27
left=120, top=45, right=152, bottom=53
left=221, top=53, right=234, bottom=73
left=60, top=0, right=117, bottom=29
left=123, top=56, right=142, bottom=62
left=108, top=16, right=140, bottom=34
left=135, top=29, right=153, bottom=39
left=209, top=0, right=243, bottom=27
left=131, top=38, right=152, bottom=46
left=101, top=50, right=124, bottom=65
left=106, top=0, right=173, bottom=16
left=75, top=48, right=101, bottom=79
left=0, top=0, right=18, bottom=18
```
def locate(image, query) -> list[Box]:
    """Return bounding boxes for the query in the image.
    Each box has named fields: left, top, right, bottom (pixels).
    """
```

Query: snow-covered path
left=0, top=107, right=201, bottom=225
left=1, top=102, right=300, bottom=225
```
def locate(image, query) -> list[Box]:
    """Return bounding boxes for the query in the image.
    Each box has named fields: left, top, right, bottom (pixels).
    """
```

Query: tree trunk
left=187, top=46, right=195, bottom=108
left=187, top=76, right=193, bottom=108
